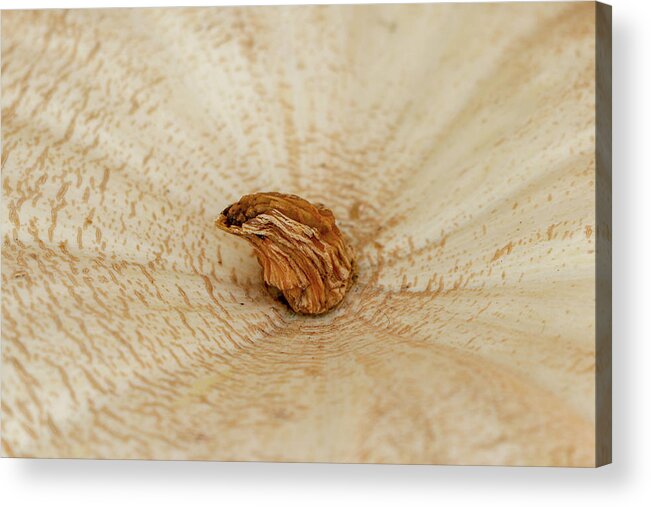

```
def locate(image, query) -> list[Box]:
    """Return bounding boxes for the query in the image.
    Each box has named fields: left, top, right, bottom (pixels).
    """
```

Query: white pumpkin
left=1, top=3, right=608, bottom=466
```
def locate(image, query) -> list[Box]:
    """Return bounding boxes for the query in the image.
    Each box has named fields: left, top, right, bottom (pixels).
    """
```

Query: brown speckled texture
left=2, top=3, right=602, bottom=465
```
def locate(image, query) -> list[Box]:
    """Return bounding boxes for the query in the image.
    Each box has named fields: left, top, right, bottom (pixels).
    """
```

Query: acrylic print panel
left=1, top=2, right=611, bottom=466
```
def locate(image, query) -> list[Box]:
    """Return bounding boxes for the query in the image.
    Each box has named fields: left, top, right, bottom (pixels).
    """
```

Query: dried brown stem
left=215, top=192, right=356, bottom=315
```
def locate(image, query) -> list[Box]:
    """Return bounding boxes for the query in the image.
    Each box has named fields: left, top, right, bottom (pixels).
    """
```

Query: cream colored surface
left=1, top=3, right=597, bottom=465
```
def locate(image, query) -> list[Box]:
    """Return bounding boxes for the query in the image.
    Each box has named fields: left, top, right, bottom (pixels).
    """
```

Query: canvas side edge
left=595, top=0, right=612, bottom=468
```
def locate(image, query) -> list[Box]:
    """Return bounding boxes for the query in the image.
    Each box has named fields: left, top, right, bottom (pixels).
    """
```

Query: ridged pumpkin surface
left=2, top=3, right=598, bottom=465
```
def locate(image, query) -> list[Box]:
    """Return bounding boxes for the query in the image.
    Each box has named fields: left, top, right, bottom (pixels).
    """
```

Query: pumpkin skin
left=1, top=3, right=601, bottom=465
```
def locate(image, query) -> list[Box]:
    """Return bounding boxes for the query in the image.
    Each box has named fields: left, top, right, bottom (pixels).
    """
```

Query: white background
left=0, top=0, right=647, bottom=505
